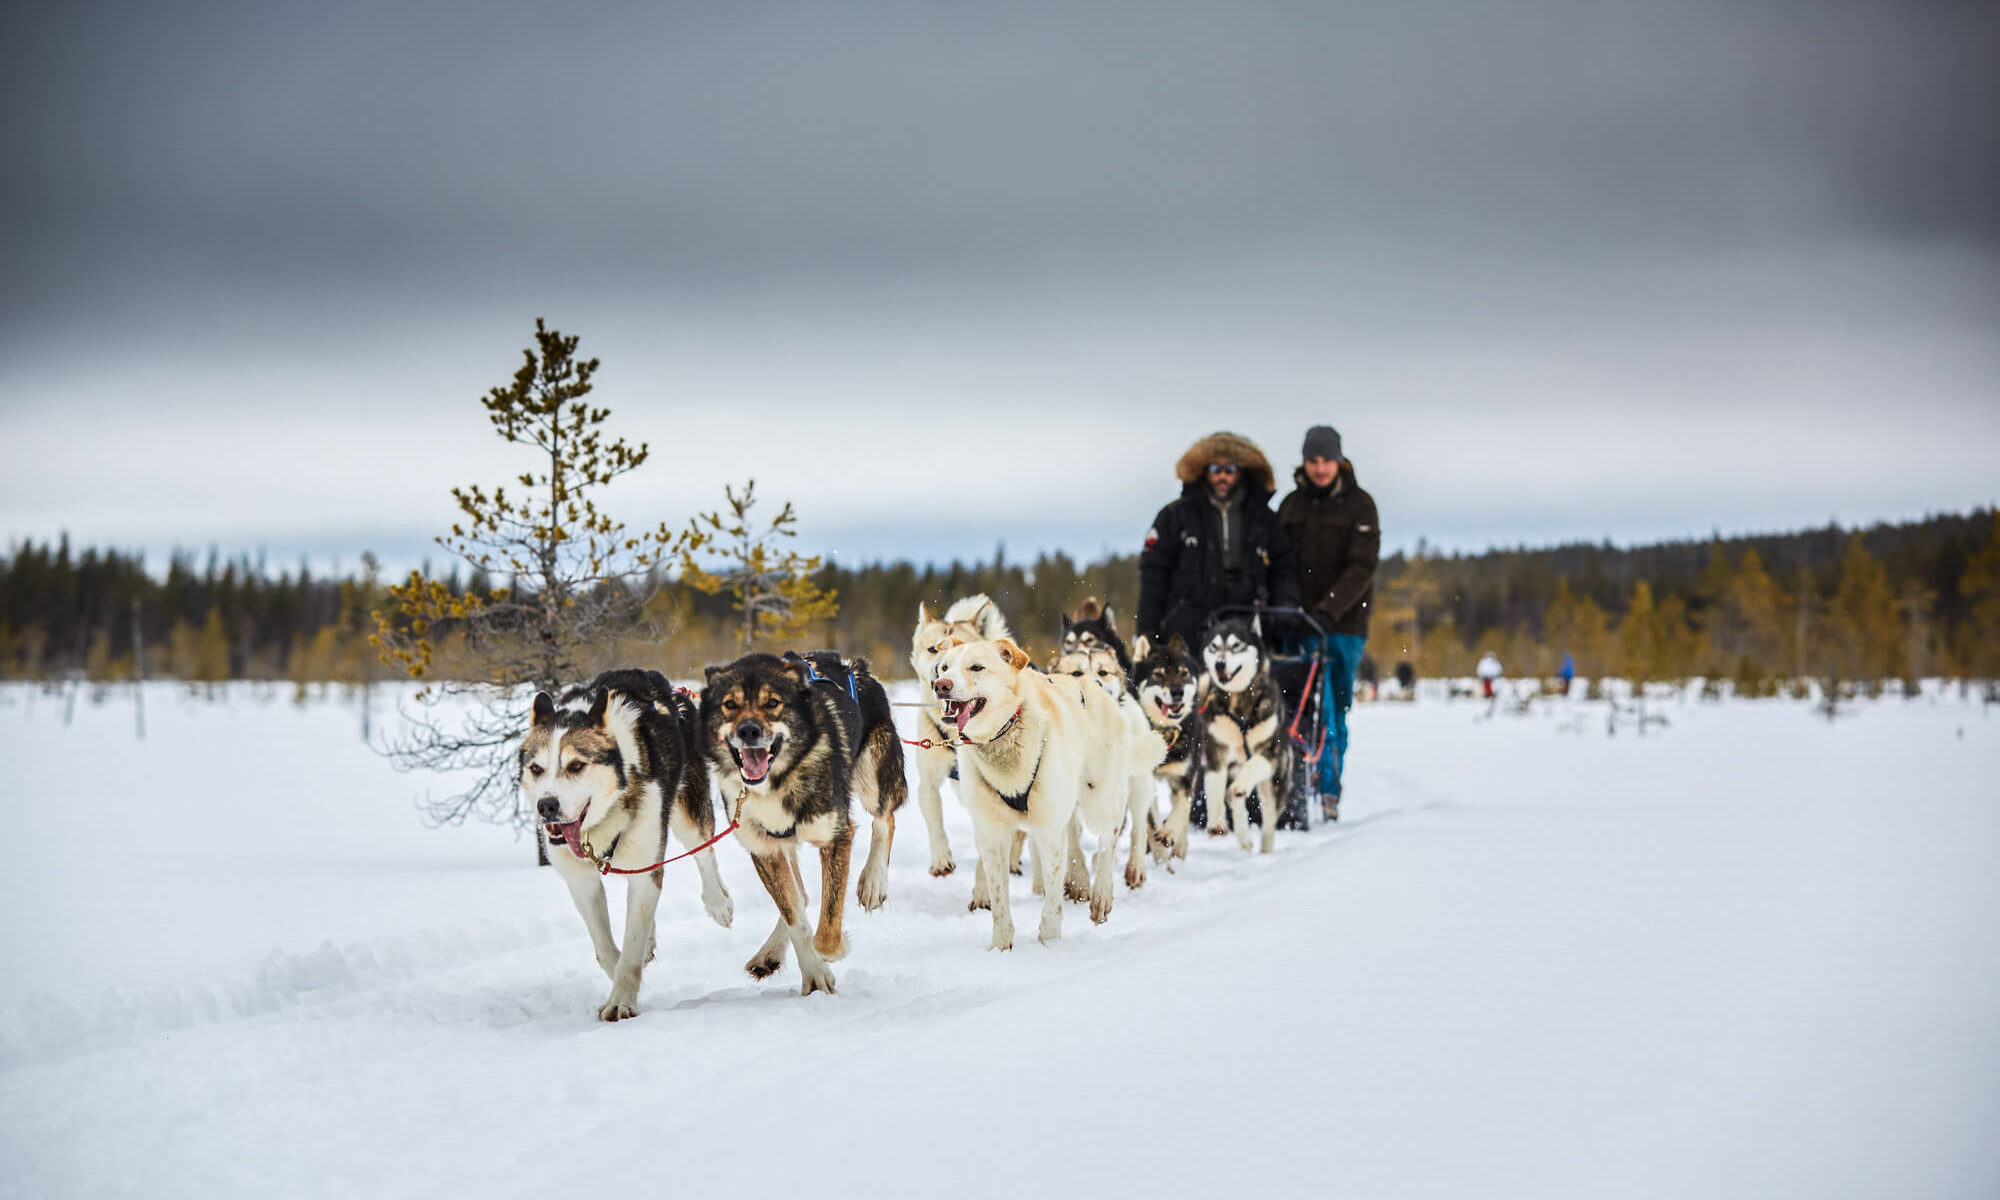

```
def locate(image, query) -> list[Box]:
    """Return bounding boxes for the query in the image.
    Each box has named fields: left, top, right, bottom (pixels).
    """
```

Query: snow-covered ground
left=3, top=682, right=1997, bottom=1199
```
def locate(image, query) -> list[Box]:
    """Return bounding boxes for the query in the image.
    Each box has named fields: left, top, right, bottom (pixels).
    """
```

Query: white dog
left=909, top=594, right=1011, bottom=875
left=1051, top=645, right=1168, bottom=890
left=931, top=637, right=1157, bottom=948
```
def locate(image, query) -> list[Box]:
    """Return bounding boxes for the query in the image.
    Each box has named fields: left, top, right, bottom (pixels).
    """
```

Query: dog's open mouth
left=544, top=818, right=586, bottom=856
left=941, top=697, right=985, bottom=733
left=1211, top=664, right=1238, bottom=685
left=1159, top=700, right=1185, bottom=720
left=731, top=737, right=782, bottom=784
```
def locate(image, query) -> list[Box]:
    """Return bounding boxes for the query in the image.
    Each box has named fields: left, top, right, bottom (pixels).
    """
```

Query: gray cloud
left=2, top=1, right=1996, bottom=567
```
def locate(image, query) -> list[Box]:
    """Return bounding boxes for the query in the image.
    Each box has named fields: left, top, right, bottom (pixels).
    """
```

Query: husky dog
left=1051, top=644, right=1168, bottom=889
left=932, top=637, right=1156, bottom=947
left=1059, top=596, right=1132, bottom=675
left=787, top=650, right=908, bottom=912
left=521, top=669, right=733, bottom=1022
left=1131, top=634, right=1210, bottom=863
left=701, top=652, right=902, bottom=996
left=909, top=594, right=1012, bottom=876
left=1200, top=616, right=1295, bottom=853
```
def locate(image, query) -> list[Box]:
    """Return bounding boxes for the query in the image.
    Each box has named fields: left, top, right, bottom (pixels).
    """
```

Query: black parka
left=1276, top=461, right=1379, bottom=637
left=1137, top=432, right=1300, bottom=648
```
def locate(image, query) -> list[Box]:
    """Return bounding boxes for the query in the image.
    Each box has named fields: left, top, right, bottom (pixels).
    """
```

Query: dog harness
left=990, top=735, right=1046, bottom=813
left=797, top=655, right=860, bottom=704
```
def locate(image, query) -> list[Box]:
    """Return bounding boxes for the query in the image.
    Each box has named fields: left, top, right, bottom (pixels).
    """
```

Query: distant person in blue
left=1559, top=653, right=1576, bottom=696
left=1276, top=425, right=1379, bottom=821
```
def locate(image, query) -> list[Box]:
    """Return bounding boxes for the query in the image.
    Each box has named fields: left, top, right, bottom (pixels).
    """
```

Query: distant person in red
left=1477, top=651, right=1503, bottom=699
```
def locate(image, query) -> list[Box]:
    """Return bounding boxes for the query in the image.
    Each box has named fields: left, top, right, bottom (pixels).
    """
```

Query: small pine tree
left=1618, top=581, right=1659, bottom=686
left=372, top=319, right=704, bottom=853
left=681, top=479, right=839, bottom=650
left=194, top=607, right=231, bottom=684
left=1957, top=520, right=2000, bottom=679
left=1652, top=593, right=1698, bottom=681
left=1825, top=533, right=1899, bottom=681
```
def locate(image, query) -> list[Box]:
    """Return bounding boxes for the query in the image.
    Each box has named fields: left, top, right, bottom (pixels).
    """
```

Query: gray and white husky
left=521, top=669, right=733, bottom=1021
left=1199, top=616, right=1295, bottom=854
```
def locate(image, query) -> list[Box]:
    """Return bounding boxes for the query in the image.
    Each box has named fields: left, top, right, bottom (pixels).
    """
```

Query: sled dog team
left=521, top=594, right=1300, bottom=1020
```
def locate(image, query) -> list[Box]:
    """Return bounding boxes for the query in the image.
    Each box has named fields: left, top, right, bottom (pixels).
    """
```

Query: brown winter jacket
left=1277, top=461, right=1379, bottom=637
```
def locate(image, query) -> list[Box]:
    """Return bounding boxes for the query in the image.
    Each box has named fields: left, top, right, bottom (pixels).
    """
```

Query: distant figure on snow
left=1477, top=652, right=1503, bottom=700
left=1558, top=653, right=1576, bottom=697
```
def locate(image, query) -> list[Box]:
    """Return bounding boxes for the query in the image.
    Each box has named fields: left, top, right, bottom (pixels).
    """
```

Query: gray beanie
left=1302, top=425, right=1343, bottom=461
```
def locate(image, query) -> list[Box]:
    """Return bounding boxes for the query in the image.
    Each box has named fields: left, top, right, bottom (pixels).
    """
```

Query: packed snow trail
left=2, top=684, right=1997, bottom=1198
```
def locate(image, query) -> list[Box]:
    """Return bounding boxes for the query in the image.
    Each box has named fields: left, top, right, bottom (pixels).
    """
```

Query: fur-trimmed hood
left=1174, top=432, right=1275, bottom=496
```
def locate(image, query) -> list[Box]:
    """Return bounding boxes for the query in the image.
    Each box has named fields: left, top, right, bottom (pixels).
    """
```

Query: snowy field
left=3, top=681, right=1998, bottom=1199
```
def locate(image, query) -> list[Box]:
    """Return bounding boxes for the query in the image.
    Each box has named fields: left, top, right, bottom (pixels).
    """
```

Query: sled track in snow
left=0, top=811, right=1421, bottom=1072
left=0, top=914, right=582, bottom=1069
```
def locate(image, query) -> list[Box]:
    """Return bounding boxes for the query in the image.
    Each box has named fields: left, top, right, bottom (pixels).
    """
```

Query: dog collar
left=959, top=704, right=1024, bottom=747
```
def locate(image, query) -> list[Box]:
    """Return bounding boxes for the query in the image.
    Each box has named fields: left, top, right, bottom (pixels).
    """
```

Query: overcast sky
left=3, top=0, right=1996, bottom=574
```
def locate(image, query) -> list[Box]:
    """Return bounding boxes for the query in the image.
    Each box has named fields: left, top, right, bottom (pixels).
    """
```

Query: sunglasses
left=1206, top=463, right=1239, bottom=476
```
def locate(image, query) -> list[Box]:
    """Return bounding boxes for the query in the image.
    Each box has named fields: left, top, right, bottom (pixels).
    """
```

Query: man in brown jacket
left=1276, top=425, right=1379, bottom=818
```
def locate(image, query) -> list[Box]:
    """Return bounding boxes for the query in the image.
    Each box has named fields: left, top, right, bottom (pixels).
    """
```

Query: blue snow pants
left=1283, top=633, right=1367, bottom=797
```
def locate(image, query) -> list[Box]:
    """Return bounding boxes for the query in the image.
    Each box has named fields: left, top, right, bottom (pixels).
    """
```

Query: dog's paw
left=1259, top=834, right=1276, bottom=855
left=703, top=887, right=734, bottom=929
left=799, top=961, right=837, bottom=997
left=745, top=952, right=785, bottom=980
left=989, top=921, right=1015, bottom=952
left=1009, top=860, right=1025, bottom=877
left=1235, top=833, right=1255, bottom=853
left=1037, top=918, right=1063, bottom=945
left=1206, top=823, right=1228, bottom=838
left=1125, top=859, right=1147, bottom=890
left=597, top=998, right=639, bottom=1022
left=856, top=873, right=887, bottom=912
left=1089, top=889, right=1113, bottom=925
left=1063, top=879, right=1090, bottom=903
left=929, top=855, right=956, bottom=877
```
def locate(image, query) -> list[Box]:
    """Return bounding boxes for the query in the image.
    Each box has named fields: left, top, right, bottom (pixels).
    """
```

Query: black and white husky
left=1131, top=634, right=1210, bottom=862
left=1199, top=616, right=1295, bottom=854
left=1060, top=596, right=1132, bottom=674
left=521, top=669, right=733, bottom=1022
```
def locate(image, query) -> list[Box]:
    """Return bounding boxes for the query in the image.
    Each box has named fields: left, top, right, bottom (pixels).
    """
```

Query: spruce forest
left=5, top=506, right=1996, bottom=691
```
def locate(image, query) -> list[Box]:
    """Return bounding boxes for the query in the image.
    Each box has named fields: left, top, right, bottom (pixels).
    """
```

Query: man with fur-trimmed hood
left=1136, top=431, right=1300, bottom=651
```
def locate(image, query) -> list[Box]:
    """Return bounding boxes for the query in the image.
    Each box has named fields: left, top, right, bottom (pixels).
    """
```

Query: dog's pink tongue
left=741, top=747, right=771, bottom=777
left=954, top=703, right=974, bottom=733
left=552, top=820, right=584, bottom=854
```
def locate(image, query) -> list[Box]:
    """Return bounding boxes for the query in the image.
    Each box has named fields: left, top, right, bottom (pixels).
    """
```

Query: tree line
left=5, top=507, right=1994, bottom=689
